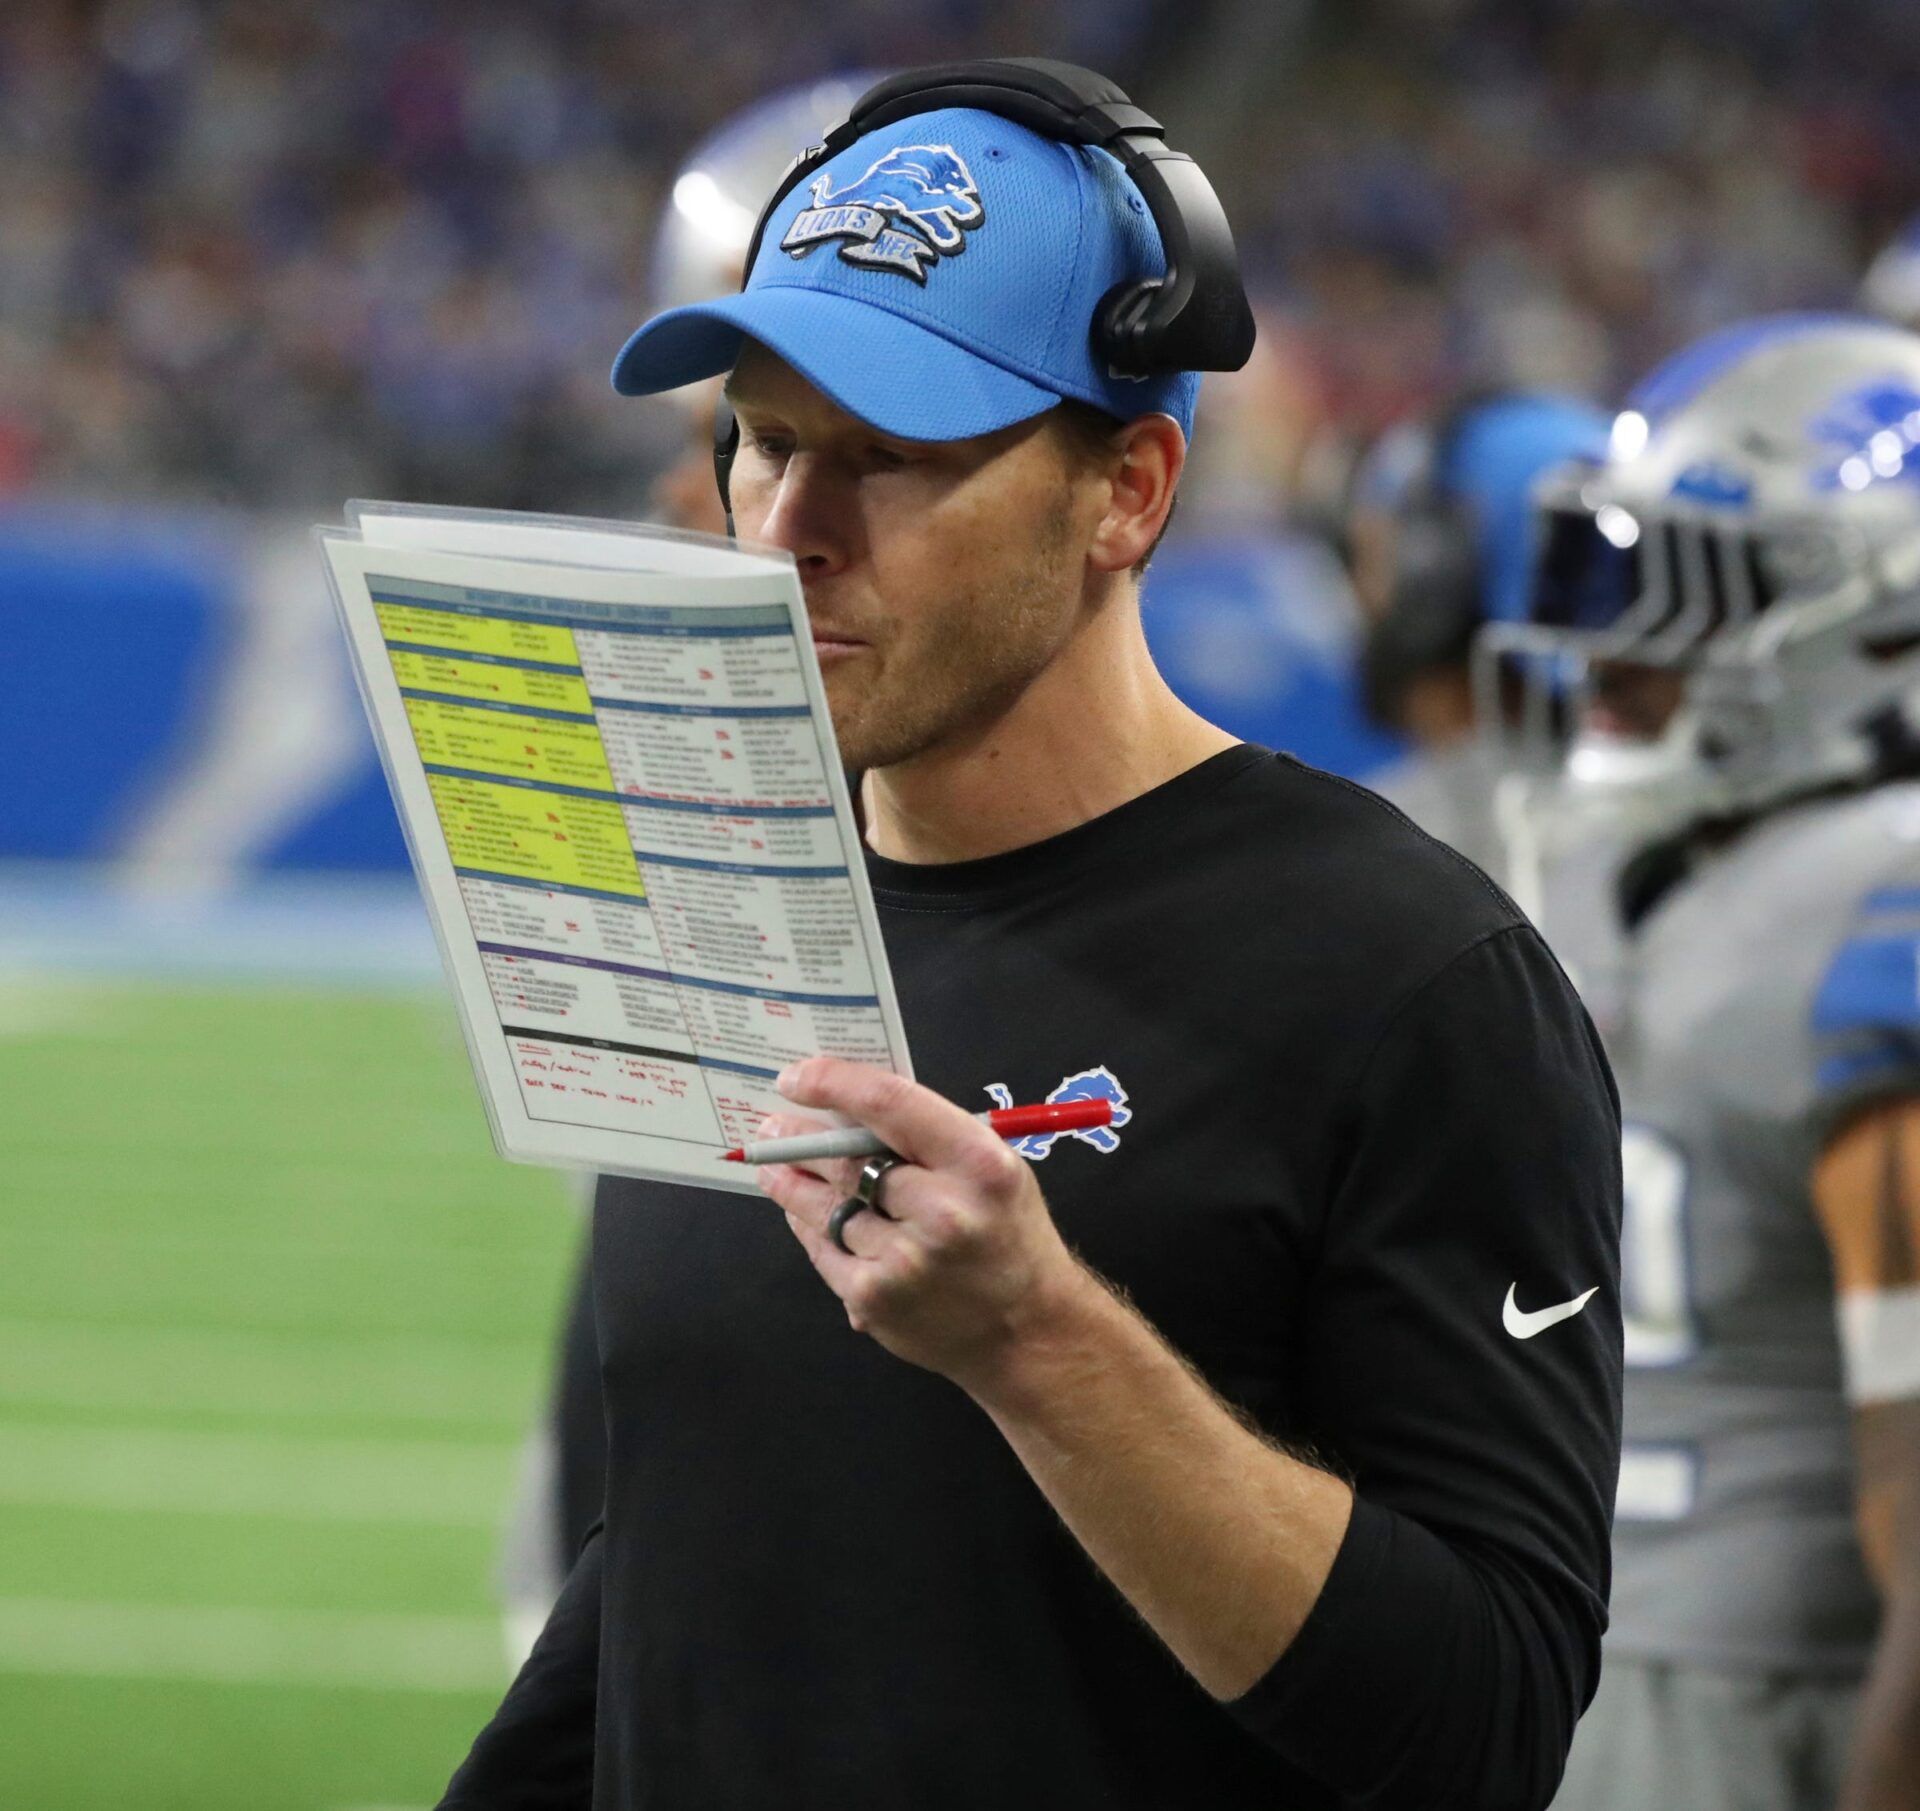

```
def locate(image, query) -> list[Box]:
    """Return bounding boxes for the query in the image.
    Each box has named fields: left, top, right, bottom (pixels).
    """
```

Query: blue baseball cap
left=610, top=105, right=1201, bottom=443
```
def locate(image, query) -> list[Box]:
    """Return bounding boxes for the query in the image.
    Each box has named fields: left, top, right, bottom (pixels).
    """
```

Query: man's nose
left=754, top=452, right=852, bottom=580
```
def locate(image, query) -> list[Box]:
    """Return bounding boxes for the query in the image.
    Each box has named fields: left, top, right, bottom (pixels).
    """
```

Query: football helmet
left=1862, top=213, right=1920, bottom=333
left=1480, top=313, right=1920, bottom=893
left=1347, top=391, right=1609, bottom=731
left=642, top=74, right=885, bottom=529
left=648, top=73, right=887, bottom=314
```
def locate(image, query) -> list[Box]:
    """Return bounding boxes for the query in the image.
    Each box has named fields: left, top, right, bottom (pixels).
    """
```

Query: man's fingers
left=774, top=1181, right=891, bottom=1301
left=751, top=1114, right=859, bottom=1193
left=757, top=1159, right=838, bottom=1226
left=763, top=1158, right=918, bottom=1266
left=781, top=1202, right=864, bottom=1287
left=775, top=1058, right=1011, bottom=1185
left=752, top=1109, right=836, bottom=1154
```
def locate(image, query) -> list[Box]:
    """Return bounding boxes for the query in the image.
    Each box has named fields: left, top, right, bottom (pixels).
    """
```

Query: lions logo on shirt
left=984, top=1066, right=1131, bottom=1160
left=781, top=144, right=984, bottom=284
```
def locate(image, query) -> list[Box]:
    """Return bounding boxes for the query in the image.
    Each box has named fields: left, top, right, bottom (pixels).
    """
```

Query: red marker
left=721, top=1097, right=1112, bottom=1164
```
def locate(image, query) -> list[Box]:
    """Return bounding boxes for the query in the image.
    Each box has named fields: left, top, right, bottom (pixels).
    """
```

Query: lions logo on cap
left=780, top=143, right=984, bottom=284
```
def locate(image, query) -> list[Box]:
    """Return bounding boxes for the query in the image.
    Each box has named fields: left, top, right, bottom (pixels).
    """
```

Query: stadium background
left=3, top=2, right=1915, bottom=1805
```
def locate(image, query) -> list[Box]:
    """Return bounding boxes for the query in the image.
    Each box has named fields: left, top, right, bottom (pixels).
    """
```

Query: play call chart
left=370, top=577, right=893, bottom=1154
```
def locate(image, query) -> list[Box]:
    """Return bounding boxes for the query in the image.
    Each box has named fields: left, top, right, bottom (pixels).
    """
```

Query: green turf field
left=0, top=977, right=578, bottom=1810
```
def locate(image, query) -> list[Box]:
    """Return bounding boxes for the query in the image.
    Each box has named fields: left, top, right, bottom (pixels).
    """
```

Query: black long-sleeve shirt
left=440, top=744, right=1624, bottom=1810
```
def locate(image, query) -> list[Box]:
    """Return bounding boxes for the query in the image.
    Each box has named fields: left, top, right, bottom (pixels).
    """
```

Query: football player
left=1485, top=315, right=1920, bottom=1810
left=1344, top=392, right=1608, bottom=876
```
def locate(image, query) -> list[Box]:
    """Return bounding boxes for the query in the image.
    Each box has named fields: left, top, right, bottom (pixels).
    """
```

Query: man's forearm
left=959, top=1261, right=1353, bottom=1701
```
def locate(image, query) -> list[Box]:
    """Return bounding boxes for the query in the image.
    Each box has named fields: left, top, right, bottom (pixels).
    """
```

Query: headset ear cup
left=1094, top=278, right=1158, bottom=375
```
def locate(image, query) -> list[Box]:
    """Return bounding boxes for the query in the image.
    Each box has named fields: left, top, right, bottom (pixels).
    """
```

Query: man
left=1479, top=315, right=1920, bottom=1810
left=439, top=71, right=1622, bottom=1811
left=1342, top=393, right=1633, bottom=1035
left=1344, top=392, right=1609, bottom=875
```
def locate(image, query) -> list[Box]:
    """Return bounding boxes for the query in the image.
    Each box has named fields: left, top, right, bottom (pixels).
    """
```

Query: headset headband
left=715, top=58, right=1254, bottom=532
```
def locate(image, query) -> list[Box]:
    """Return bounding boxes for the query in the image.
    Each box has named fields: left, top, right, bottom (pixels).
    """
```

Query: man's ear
left=1088, top=414, right=1186, bottom=576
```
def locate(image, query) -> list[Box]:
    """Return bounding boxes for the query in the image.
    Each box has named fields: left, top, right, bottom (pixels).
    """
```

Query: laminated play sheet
left=320, top=503, right=910, bottom=1194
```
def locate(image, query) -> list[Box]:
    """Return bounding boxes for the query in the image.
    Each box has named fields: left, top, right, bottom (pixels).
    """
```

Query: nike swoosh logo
left=1503, top=1283, right=1599, bottom=1340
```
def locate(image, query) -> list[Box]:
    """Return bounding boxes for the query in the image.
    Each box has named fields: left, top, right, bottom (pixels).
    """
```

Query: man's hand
left=755, top=1060, right=1350, bottom=1705
left=756, top=1056, right=1093, bottom=1392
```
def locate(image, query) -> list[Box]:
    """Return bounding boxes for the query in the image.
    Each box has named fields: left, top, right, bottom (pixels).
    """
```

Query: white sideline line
left=0, top=976, right=119, bottom=1040
left=0, top=1423, right=512, bottom=1527
left=0, top=1226, right=555, bottom=1287
left=0, top=1596, right=505, bottom=1693
left=0, top=1316, right=539, bottom=1432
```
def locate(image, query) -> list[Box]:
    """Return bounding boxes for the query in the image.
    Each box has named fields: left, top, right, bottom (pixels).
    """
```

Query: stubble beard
left=829, top=500, right=1083, bottom=776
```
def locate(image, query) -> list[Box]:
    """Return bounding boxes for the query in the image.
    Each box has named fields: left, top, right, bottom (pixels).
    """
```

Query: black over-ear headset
left=711, top=56, right=1257, bottom=535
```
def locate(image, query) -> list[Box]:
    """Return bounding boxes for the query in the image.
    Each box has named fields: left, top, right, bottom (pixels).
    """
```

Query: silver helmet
left=1862, top=214, right=1920, bottom=333
left=642, top=73, right=888, bottom=531
left=1480, top=313, right=1920, bottom=895
left=648, top=73, right=887, bottom=314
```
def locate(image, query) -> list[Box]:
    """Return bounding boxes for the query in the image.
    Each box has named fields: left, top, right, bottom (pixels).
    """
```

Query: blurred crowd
left=1244, top=0, right=1920, bottom=455
left=4, top=0, right=1919, bottom=517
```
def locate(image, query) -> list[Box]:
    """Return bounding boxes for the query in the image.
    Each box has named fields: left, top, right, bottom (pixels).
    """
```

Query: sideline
left=0, top=1422, right=512, bottom=1527
left=0, top=1595, right=505, bottom=1693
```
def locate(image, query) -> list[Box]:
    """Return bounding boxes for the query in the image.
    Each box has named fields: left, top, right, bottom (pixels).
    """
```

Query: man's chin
left=822, top=672, right=914, bottom=774
left=823, top=698, right=884, bottom=776
left=833, top=732, right=907, bottom=777
left=830, top=710, right=934, bottom=780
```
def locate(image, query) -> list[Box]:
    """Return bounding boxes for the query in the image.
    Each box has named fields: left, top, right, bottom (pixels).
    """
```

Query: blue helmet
left=1347, top=392, right=1609, bottom=728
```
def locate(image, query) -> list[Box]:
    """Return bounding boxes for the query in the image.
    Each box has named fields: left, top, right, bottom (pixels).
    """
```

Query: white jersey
left=1580, top=783, right=1920, bottom=1671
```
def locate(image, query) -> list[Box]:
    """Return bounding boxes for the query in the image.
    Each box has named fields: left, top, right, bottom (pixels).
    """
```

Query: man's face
left=1585, top=658, right=1687, bottom=741
left=723, top=341, right=1106, bottom=773
left=1343, top=505, right=1399, bottom=628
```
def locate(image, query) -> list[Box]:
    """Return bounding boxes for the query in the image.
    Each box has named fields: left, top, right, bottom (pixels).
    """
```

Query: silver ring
left=828, top=1152, right=901, bottom=1253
